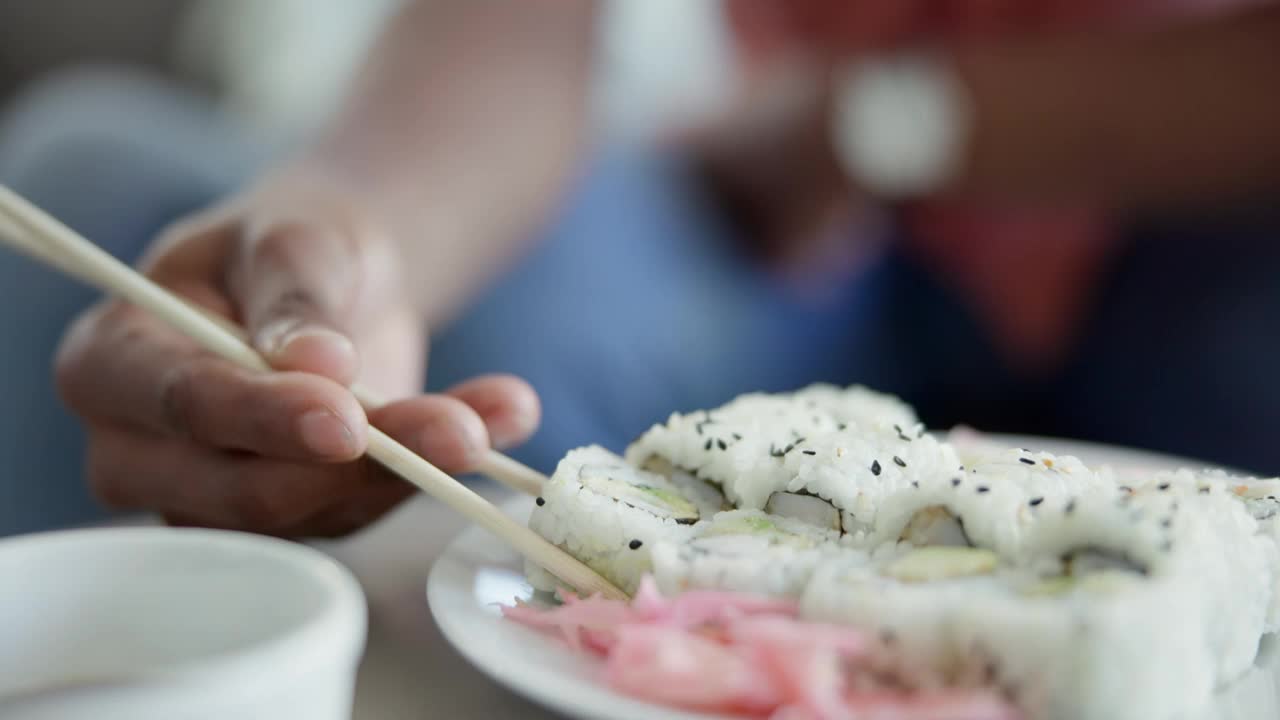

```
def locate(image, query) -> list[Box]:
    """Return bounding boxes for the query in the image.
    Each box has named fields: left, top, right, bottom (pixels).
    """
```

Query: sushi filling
left=702, top=515, right=818, bottom=548
left=640, top=455, right=730, bottom=514
left=884, top=546, right=999, bottom=582
left=765, top=491, right=842, bottom=532
left=898, top=506, right=972, bottom=547
left=1061, top=546, right=1149, bottom=578
left=578, top=465, right=700, bottom=524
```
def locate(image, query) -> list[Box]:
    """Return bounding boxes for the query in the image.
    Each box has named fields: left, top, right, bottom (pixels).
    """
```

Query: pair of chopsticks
left=0, top=184, right=625, bottom=600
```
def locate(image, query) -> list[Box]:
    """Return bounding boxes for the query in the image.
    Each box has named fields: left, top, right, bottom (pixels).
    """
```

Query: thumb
left=231, top=222, right=363, bottom=385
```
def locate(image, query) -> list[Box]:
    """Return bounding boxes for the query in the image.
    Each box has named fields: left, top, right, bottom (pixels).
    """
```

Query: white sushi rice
left=525, top=385, right=1280, bottom=720
left=526, top=446, right=700, bottom=595
left=624, top=384, right=918, bottom=510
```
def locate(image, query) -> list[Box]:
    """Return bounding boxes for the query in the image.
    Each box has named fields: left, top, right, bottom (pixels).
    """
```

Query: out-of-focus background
left=0, top=0, right=731, bottom=144
left=0, top=0, right=739, bottom=536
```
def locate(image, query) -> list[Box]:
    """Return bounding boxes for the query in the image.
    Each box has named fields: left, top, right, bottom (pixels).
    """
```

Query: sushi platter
left=429, top=387, right=1280, bottom=720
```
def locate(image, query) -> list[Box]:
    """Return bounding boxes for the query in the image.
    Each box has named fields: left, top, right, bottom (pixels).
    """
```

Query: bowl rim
left=0, top=526, right=367, bottom=703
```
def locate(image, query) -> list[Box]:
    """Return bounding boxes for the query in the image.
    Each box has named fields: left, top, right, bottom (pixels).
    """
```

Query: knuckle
left=247, top=222, right=313, bottom=268
left=158, top=357, right=214, bottom=440
left=157, top=363, right=193, bottom=439
left=267, top=288, right=323, bottom=322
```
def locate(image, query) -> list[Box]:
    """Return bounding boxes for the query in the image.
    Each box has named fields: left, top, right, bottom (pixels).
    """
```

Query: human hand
left=55, top=176, right=540, bottom=536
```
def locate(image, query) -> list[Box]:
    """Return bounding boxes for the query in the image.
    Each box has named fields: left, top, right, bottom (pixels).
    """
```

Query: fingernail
left=259, top=320, right=354, bottom=359
left=298, top=409, right=356, bottom=457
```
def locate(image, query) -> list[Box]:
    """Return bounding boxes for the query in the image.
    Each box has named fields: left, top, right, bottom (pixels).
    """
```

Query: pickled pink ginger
left=503, top=577, right=1022, bottom=720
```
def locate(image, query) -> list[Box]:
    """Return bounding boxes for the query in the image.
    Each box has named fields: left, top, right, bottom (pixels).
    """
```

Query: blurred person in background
left=0, top=0, right=1277, bottom=537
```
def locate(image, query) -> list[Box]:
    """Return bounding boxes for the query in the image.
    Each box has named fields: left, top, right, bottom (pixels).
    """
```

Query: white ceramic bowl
left=0, top=527, right=366, bottom=720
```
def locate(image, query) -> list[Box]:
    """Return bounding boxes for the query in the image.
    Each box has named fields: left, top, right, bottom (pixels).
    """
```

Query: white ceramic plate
left=428, top=435, right=1280, bottom=720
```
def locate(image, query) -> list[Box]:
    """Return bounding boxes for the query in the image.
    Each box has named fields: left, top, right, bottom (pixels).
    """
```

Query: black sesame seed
left=1119, top=485, right=1133, bottom=493
left=1065, top=500, right=1077, bottom=515
left=871, top=460, right=882, bottom=476
left=802, top=450, right=817, bottom=456
left=628, top=539, right=643, bottom=550
left=1029, top=497, right=1045, bottom=507
left=732, top=433, right=742, bottom=441
left=912, top=481, right=920, bottom=489
left=1158, top=482, right=1171, bottom=491
left=837, top=423, right=848, bottom=431
left=1019, top=458, right=1036, bottom=466
left=1161, top=518, right=1173, bottom=529
left=952, top=477, right=962, bottom=487
left=977, top=486, right=991, bottom=494
left=717, top=439, right=727, bottom=451
left=535, top=497, right=545, bottom=507
left=1199, top=486, right=1211, bottom=494
left=893, top=456, right=907, bottom=468
left=704, top=438, right=713, bottom=451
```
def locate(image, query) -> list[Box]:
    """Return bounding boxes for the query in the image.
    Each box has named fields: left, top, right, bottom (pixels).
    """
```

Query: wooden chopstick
left=0, top=184, right=622, bottom=600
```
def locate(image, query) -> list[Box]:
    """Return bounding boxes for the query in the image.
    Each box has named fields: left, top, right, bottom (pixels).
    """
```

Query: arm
left=279, top=0, right=597, bottom=325
left=55, top=1, right=594, bottom=536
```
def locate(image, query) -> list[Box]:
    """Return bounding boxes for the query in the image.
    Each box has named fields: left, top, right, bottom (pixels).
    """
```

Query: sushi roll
left=802, top=476, right=1279, bottom=720
left=526, top=446, right=703, bottom=595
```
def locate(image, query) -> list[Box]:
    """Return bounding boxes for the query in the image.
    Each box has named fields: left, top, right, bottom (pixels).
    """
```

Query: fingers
left=445, top=374, right=542, bottom=450
left=57, top=304, right=368, bottom=461
left=367, top=374, right=542, bottom=476
left=86, top=424, right=368, bottom=527
left=229, top=222, right=362, bottom=383
left=90, top=423, right=413, bottom=533
left=370, top=395, right=491, bottom=473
